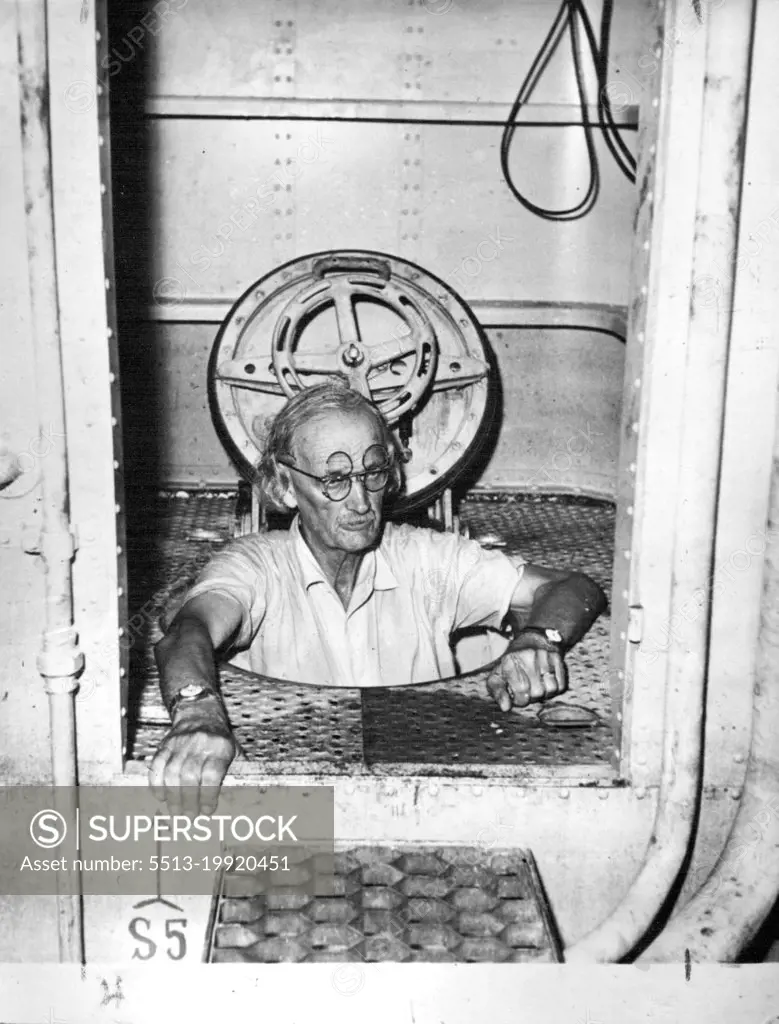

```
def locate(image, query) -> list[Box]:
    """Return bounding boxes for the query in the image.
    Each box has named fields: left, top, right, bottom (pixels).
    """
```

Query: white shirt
left=181, top=516, right=524, bottom=687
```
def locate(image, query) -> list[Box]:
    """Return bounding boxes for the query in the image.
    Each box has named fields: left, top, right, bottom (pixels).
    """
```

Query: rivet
left=733, top=753, right=745, bottom=764
left=643, top=241, right=650, bottom=251
left=598, top=789, right=609, bottom=800
left=622, top=590, right=629, bottom=599
left=119, top=667, right=126, bottom=679
left=117, top=586, right=123, bottom=597
left=629, top=462, right=637, bottom=473
left=95, top=30, right=101, bottom=41
left=618, top=670, right=625, bottom=679
left=731, top=788, right=742, bottom=799
left=649, top=144, right=656, bottom=156
left=559, top=788, right=570, bottom=799
left=118, top=627, right=125, bottom=637
left=634, top=378, right=641, bottom=388
left=652, top=97, right=659, bottom=108
left=636, top=787, right=647, bottom=799
left=472, top=786, right=483, bottom=797
left=116, top=545, right=122, bottom=555
left=637, top=753, right=647, bottom=765
left=616, top=712, right=623, bottom=722
left=100, top=183, right=107, bottom=195
left=120, top=706, right=126, bottom=716
left=637, top=331, right=645, bottom=342
left=98, top=135, right=104, bottom=146
left=113, top=460, right=119, bottom=470
left=111, top=417, right=117, bottom=427
left=428, top=784, right=439, bottom=796
left=623, top=550, right=631, bottom=559
left=620, top=631, right=626, bottom=640
left=647, top=191, right=654, bottom=202
left=122, top=745, right=127, bottom=755
left=115, top=503, right=121, bottom=514
left=640, top=286, right=648, bottom=297
left=105, top=278, right=111, bottom=290
left=108, top=372, right=115, bottom=383
left=627, top=506, right=634, bottom=516
left=107, top=327, right=113, bottom=338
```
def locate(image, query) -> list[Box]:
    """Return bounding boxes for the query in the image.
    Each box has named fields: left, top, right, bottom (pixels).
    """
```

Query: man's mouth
left=340, top=517, right=375, bottom=531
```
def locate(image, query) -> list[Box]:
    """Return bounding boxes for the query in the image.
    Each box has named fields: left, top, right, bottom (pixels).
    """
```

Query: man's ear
left=279, top=470, right=297, bottom=510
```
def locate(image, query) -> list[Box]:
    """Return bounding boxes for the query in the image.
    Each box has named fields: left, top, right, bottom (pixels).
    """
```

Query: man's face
left=282, top=409, right=387, bottom=554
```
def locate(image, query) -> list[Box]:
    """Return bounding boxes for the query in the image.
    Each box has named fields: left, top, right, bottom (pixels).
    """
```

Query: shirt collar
left=291, top=515, right=398, bottom=593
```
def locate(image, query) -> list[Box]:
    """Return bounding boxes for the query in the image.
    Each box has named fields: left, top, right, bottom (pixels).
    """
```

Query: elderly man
left=150, top=380, right=606, bottom=807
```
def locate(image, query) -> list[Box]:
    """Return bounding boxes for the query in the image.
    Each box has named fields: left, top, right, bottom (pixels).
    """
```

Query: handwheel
left=272, top=255, right=438, bottom=424
left=208, top=249, right=494, bottom=513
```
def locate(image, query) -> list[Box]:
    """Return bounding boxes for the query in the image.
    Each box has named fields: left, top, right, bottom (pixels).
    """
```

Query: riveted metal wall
left=109, top=0, right=654, bottom=493
left=48, top=0, right=125, bottom=780
left=0, top=0, right=52, bottom=789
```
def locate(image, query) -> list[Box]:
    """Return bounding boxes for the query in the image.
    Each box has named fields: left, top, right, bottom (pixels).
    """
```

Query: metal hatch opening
left=122, top=252, right=622, bottom=785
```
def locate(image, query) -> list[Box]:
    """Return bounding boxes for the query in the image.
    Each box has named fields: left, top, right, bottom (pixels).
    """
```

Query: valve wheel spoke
left=214, top=359, right=286, bottom=396
left=287, top=351, right=341, bottom=375
left=332, top=284, right=362, bottom=349
left=365, top=334, right=418, bottom=369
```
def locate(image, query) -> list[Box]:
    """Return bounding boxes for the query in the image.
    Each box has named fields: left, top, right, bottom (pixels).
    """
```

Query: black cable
left=501, top=0, right=637, bottom=221
left=576, top=0, right=637, bottom=181
left=500, top=1, right=600, bottom=221
left=588, top=0, right=637, bottom=173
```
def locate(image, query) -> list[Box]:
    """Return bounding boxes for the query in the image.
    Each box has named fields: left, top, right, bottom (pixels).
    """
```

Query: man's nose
left=347, top=477, right=370, bottom=512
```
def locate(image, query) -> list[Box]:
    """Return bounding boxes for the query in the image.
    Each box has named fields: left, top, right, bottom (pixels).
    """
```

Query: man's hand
left=149, top=704, right=239, bottom=818
left=486, top=637, right=566, bottom=712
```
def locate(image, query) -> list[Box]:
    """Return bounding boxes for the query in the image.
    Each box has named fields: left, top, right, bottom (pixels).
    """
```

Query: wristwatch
left=168, top=683, right=218, bottom=716
left=514, top=626, right=565, bottom=652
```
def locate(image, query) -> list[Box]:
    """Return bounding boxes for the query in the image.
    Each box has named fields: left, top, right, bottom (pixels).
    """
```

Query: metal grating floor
left=125, top=491, right=616, bottom=777
left=206, top=846, right=562, bottom=963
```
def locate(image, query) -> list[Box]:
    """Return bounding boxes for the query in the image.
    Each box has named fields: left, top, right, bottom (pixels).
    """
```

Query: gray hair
left=255, top=380, right=405, bottom=512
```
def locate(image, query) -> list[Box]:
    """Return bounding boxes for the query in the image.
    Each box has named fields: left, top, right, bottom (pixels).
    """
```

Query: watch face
left=179, top=684, right=204, bottom=699
left=546, top=629, right=563, bottom=644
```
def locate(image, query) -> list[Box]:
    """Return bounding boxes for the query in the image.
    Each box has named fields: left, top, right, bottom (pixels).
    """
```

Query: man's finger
left=505, top=655, right=532, bottom=708
left=523, top=650, right=546, bottom=702
left=148, top=743, right=174, bottom=802
left=178, top=755, right=207, bottom=819
left=486, top=671, right=512, bottom=712
left=200, top=762, right=228, bottom=815
left=535, top=649, right=558, bottom=697
left=551, top=653, right=566, bottom=693
left=157, top=753, right=188, bottom=815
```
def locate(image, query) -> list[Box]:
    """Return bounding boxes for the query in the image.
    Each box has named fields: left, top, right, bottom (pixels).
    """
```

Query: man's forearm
left=512, top=572, right=607, bottom=652
left=155, top=616, right=231, bottom=730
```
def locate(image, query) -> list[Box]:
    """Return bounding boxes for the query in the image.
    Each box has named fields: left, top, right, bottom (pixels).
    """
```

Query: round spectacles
left=278, top=444, right=393, bottom=502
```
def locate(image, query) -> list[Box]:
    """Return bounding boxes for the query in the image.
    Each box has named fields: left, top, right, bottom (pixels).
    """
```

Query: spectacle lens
left=320, top=445, right=392, bottom=501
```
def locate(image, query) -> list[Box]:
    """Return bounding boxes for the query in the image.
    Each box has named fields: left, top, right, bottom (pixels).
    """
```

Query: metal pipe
left=16, top=0, right=84, bottom=963
left=640, top=332, right=779, bottom=962
left=566, top=0, right=755, bottom=962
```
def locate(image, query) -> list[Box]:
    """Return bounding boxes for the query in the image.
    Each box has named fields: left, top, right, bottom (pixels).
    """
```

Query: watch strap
left=512, top=626, right=565, bottom=653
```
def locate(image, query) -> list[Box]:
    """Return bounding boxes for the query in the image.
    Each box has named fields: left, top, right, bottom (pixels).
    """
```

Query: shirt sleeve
left=173, top=537, right=268, bottom=649
left=451, top=539, right=526, bottom=631
left=402, top=525, right=525, bottom=632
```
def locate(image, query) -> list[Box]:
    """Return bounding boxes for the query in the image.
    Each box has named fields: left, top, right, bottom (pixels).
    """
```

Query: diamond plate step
left=204, top=846, right=562, bottom=963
